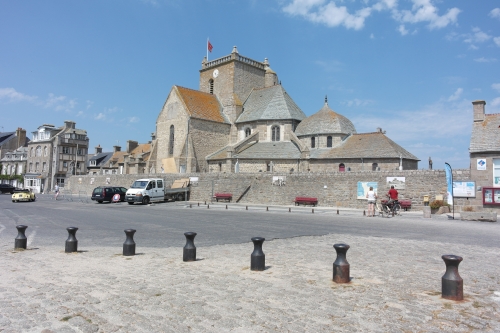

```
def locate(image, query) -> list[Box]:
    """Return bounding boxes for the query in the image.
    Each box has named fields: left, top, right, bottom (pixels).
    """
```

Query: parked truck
left=125, top=178, right=190, bottom=205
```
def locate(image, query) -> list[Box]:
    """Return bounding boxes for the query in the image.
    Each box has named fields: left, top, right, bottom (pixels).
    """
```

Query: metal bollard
left=246, top=206, right=248, bottom=210
left=65, top=227, right=78, bottom=253
left=250, top=237, right=265, bottom=271
left=204, top=201, right=206, bottom=205
left=207, top=204, right=210, bottom=209
left=441, top=255, right=463, bottom=301
left=289, top=207, right=291, bottom=213
left=312, top=208, right=314, bottom=214
left=183, top=232, right=197, bottom=262
left=15, top=225, right=28, bottom=250
left=333, top=243, right=350, bottom=283
left=363, top=210, right=366, bottom=216
left=198, top=202, right=200, bottom=207
left=337, top=209, right=339, bottom=214
left=266, top=207, right=269, bottom=211
left=123, top=229, right=136, bottom=256
left=190, top=204, right=192, bottom=208
left=226, top=205, right=228, bottom=209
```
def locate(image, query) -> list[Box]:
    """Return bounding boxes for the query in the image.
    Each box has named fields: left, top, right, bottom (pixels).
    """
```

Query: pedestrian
left=54, top=184, right=60, bottom=200
left=366, top=186, right=377, bottom=217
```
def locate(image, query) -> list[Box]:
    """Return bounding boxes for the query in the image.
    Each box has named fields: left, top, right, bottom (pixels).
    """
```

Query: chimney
left=16, top=128, right=26, bottom=148
left=473, top=100, right=486, bottom=122
left=64, top=120, right=76, bottom=129
left=126, top=140, right=138, bottom=153
left=95, top=145, right=103, bottom=155
left=113, top=145, right=121, bottom=152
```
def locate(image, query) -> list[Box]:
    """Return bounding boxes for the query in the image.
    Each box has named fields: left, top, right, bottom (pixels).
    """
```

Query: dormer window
left=271, top=125, right=280, bottom=141
left=245, top=128, right=251, bottom=137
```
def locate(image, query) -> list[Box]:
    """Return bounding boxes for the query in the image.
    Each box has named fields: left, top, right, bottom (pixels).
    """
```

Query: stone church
left=147, top=46, right=419, bottom=174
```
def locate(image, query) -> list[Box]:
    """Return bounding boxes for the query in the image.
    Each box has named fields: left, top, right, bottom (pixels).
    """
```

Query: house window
left=42, top=162, right=46, bottom=171
left=209, top=79, right=214, bottom=94
left=311, top=137, right=315, bottom=148
left=327, top=136, right=332, bottom=148
left=271, top=126, right=280, bottom=141
left=35, top=162, right=39, bottom=171
left=245, top=128, right=251, bottom=137
left=76, top=162, right=80, bottom=169
left=77, top=148, right=84, bottom=155
left=169, top=125, right=175, bottom=155
left=494, top=159, right=500, bottom=186
left=63, top=161, right=68, bottom=168
left=62, top=147, right=70, bottom=154
left=29, top=163, right=33, bottom=172
left=339, top=163, right=345, bottom=172
left=90, top=160, right=96, bottom=166
left=372, top=163, right=378, bottom=171
left=44, top=146, right=48, bottom=156
left=30, top=147, right=33, bottom=157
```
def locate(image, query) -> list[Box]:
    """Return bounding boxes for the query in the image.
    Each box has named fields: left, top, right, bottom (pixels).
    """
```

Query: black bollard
left=266, top=206, right=268, bottom=211
left=207, top=204, right=210, bottom=209
left=65, top=227, right=78, bottom=253
left=441, top=255, right=463, bottom=301
left=123, top=229, right=136, bottom=256
left=204, top=201, right=206, bottom=205
left=198, top=202, right=200, bottom=207
left=190, top=204, right=192, bottom=208
left=226, top=205, right=228, bottom=209
left=289, top=207, right=291, bottom=213
left=363, top=210, right=366, bottom=216
left=183, top=232, right=197, bottom=262
left=251, top=237, right=265, bottom=271
left=337, top=209, right=339, bottom=214
left=14, top=225, right=28, bottom=250
left=333, top=243, right=350, bottom=283
left=312, top=208, right=314, bottom=214
left=246, top=206, right=248, bottom=210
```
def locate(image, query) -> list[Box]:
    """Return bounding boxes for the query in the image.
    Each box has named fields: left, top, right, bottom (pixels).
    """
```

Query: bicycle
left=381, top=199, right=401, bottom=217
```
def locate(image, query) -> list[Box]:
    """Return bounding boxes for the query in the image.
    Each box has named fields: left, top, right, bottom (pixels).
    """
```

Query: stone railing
left=203, top=54, right=264, bottom=70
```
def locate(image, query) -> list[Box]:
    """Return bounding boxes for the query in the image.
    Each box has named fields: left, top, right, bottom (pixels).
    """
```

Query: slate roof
left=310, top=132, right=419, bottom=160
left=88, top=152, right=114, bottom=167
left=0, top=132, right=15, bottom=145
left=236, top=85, right=306, bottom=123
left=175, top=86, right=229, bottom=124
left=469, top=113, right=500, bottom=153
left=233, top=141, right=301, bottom=159
left=206, top=145, right=231, bottom=161
left=295, top=101, right=356, bottom=137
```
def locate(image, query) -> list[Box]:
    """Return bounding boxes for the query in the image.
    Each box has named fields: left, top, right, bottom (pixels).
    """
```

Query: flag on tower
left=208, top=39, right=213, bottom=53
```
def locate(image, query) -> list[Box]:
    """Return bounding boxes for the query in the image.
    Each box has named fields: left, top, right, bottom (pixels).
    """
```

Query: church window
left=339, top=163, right=345, bottom=172
left=169, top=125, right=175, bottom=155
left=245, top=128, right=251, bottom=137
left=372, top=163, right=378, bottom=171
left=271, top=126, right=280, bottom=141
left=327, top=136, right=332, bottom=148
left=311, top=137, right=315, bottom=148
left=209, top=79, right=214, bottom=94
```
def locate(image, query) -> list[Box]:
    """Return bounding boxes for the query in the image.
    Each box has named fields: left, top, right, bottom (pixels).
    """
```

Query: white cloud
left=494, top=37, right=500, bottom=47
left=95, top=113, right=106, bottom=120
left=447, top=88, right=463, bottom=102
left=0, top=87, right=37, bottom=103
left=392, top=0, right=461, bottom=30
left=128, top=117, right=140, bottom=123
left=283, top=0, right=373, bottom=30
left=463, top=27, right=491, bottom=44
left=86, top=100, right=94, bottom=109
left=492, top=83, right=500, bottom=93
left=474, top=57, right=497, bottom=63
left=491, top=98, right=500, bottom=107
left=342, top=98, right=375, bottom=107
left=398, top=24, right=408, bottom=36
left=43, top=93, right=66, bottom=108
left=490, top=8, right=500, bottom=19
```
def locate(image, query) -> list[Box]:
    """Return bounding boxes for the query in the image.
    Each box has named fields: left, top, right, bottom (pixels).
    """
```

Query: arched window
left=327, top=136, right=332, bottom=148
left=30, top=147, right=34, bottom=157
left=339, top=163, right=345, bottom=172
left=35, top=146, right=42, bottom=157
left=372, top=163, right=378, bottom=171
left=169, top=125, right=174, bottom=155
left=245, top=128, right=251, bottom=137
left=44, top=146, right=48, bottom=156
left=311, top=137, right=315, bottom=148
left=271, top=125, right=280, bottom=141
left=209, top=79, right=214, bottom=94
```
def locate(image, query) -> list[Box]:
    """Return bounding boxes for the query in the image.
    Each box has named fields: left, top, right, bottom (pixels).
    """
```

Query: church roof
left=175, top=86, right=229, bottom=124
left=236, top=85, right=306, bottom=123
left=295, top=100, right=356, bottom=137
left=470, top=113, right=500, bottom=153
left=310, top=132, right=419, bottom=160
left=233, top=141, right=301, bottom=159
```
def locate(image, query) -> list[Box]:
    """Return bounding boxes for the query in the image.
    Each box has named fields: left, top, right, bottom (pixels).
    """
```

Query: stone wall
left=67, top=169, right=474, bottom=211
left=189, top=118, right=230, bottom=173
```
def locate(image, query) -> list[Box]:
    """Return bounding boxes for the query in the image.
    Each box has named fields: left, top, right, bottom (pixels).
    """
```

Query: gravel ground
left=1, top=233, right=499, bottom=332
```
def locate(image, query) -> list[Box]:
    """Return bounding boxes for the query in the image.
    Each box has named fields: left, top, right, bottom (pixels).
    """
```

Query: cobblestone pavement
left=1, top=232, right=499, bottom=332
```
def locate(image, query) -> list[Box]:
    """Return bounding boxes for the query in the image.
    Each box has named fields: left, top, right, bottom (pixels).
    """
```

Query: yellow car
left=12, top=189, right=36, bottom=202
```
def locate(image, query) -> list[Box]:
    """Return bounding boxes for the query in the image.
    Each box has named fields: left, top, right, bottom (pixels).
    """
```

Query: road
left=1, top=193, right=499, bottom=249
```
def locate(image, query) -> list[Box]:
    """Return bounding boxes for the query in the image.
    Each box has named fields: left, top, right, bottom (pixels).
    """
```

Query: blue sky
left=1, top=0, right=499, bottom=169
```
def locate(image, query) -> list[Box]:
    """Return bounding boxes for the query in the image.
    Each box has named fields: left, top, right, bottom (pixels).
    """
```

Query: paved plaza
left=1, top=194, right=499, bottom=332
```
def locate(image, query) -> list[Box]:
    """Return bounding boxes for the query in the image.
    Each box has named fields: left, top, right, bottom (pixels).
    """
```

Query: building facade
left=25, top=121, right=89, bottom=193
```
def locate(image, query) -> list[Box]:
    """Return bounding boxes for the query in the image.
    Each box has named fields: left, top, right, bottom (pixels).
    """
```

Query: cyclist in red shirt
left=387, top=185, right=398, bottom=204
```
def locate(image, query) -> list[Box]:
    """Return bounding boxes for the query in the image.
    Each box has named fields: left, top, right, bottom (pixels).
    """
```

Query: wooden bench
left=381, top=199, right=412, bottom=211
left=214, top=193, right=232, bottom=202
left=294, top=197, right=318, bottom=206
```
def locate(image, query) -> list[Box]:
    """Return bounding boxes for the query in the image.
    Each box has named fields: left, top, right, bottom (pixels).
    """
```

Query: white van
left=125, top=178, right=165, bottom=205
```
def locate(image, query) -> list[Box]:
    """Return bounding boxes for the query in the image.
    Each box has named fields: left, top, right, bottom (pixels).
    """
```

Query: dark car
left=91, top=186, right=127, bottom=203
left=0, top=184, right=16, bottom=194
